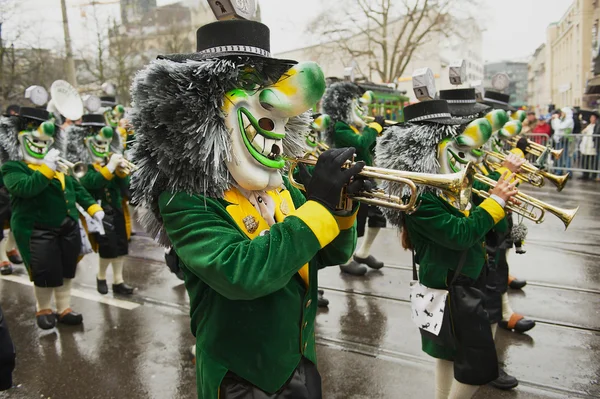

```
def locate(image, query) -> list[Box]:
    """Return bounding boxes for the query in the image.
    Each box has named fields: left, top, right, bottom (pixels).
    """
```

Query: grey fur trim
left=375, top=122, right=465, bottom=227
left=509, top=222, right=528, bottom=242
left=321, top=82, right=363, bottom=144
left=130, top=57, right=309, bottom=244
left=0, top=116, right=64, bottom=163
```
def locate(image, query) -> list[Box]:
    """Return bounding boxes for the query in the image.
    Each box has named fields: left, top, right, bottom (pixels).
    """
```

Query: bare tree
left=307, top=0, right=477, bottom=83
left=78, top=3, right=110, bottom=84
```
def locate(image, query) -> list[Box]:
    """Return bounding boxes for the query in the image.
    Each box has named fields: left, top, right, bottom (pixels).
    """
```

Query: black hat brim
left=405, top=116, right=471, bottom=125
left=81, top=122, right=106, bottom=127
left=447, top=102, right=490, bottom=117
left=481, top=100, right=517, bottom=112
left=158, top=51, right=297, bottom=66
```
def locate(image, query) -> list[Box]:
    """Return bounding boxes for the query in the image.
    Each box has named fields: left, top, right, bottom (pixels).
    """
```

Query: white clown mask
left=437, top=118, right=493, bottom=175
left=222, top=61, right=325, bottom=191
left=84, top=126, right=115, bottom=164
left=18, top=120, right=56, bottom=165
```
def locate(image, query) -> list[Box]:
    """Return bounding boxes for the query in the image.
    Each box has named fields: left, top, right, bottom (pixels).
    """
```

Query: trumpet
left=507, top=136, right=563, bottom=160
left=57, top=157, right=88, bottom=179
left=472, top=173, right=579, bottom=229
left=483, top=150, right=569, bottom=191
left=104, top=152, right=138, bottom=174
left=363, top=115, right=399, bottom=126
left=287, top=157, right=474, bottom=212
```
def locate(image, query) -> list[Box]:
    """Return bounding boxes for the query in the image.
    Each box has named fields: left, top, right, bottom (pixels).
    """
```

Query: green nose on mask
left=38, top=121, right=56, bottom=137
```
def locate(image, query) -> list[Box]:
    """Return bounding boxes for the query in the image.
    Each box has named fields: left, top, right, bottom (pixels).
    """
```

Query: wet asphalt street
left=0, top=178, right=598, bottom=399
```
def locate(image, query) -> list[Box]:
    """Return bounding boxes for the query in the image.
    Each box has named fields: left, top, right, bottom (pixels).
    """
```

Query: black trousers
left=356, top=203, right=387, bottom=238
left=29, top=217, right=81, bottom=287
left=94, top=206, right=128, bottom=259
left=219, top=358, right=322, bottom=399
left=0, top=305, right=15, bottom=391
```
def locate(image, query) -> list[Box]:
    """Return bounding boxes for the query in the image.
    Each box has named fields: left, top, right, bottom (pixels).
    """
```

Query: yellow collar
left=27, top=164, right=65, bottom=190
left=350, top=125, right=360, bottom=134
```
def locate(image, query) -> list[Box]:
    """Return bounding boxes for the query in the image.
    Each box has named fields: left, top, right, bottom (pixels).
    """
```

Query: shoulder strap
left=449, top=251, right=468, bottom=286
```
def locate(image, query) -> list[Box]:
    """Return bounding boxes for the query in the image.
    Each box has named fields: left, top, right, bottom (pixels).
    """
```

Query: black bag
left=413, top=250, right=466, bottom=348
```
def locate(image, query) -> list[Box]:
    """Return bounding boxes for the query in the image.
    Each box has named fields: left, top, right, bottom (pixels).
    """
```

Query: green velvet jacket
left=159, top=178, right=358, bottom=398
left=404, top=192, right=505, bottom=360
left=332, top=121, right=381, bottom=166
left=79, top=164, right=130, bottom=210
left=1, top=161, right=101, bottom=269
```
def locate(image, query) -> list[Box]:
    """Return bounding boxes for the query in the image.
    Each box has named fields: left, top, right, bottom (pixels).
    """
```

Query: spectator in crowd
left=532, top=115, right=552, bottom=144
left=521, top=111, right=538, bottom=134
left=552, top=107, right=575, bottom=175
left=580, top=111, right=599, bottom=180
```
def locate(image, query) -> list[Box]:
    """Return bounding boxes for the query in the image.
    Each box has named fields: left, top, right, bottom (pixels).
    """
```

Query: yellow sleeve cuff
left=87, top=204, right=103, bottom=216
left=509, top=148, right=526, bottom=158
left=38, top=164, right=56, bottom=179
left=368, top=122, right=383, bottom=134
left=479, top=197, right=505, bottom=224
left=99, top=166, right=115, bottom=181
left=334, top=207, right=359, bottom=230
left=115, top=169, right=128, bottom=179
left=293, top=200, right=340, bottom=248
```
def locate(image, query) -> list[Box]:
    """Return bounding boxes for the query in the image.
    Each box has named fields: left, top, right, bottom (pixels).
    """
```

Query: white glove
left=42, top=148, right=61, bottom=171
left=106, top=153, right=124, bottom=173
left=93, top=210, right=105, bottom=223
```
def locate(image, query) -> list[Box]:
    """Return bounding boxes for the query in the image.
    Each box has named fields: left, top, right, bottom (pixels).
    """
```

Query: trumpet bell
left=72, top=163, right=88, bottom=179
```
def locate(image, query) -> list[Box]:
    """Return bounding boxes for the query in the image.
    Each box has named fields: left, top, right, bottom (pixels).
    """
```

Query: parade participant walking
left=322, top=82, right=386, bottom=276
left=0, top=107, right=104, bottom=329
left=377, top=100, right=519, bottom=399
left=131, top=18, right=362, bottom=398
left=65, top=114, right=134, bottom=296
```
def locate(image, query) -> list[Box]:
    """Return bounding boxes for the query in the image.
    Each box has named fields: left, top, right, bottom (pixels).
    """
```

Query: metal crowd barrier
left=504, top=133, right=600, bottom=178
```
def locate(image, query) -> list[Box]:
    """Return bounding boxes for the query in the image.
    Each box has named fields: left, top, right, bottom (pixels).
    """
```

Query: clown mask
left=350, top=90, right=373, bottom=129
left=437, top=118, right=493, bottom=174
left=104, top=105, right=125, bottom=128
left=18, top=120, right=56, bottom=165
left=223, top=61, right=325, bottom=191
left=304, top=114, right=331, bottom=153
left=84, top=126, right=114, bottom=164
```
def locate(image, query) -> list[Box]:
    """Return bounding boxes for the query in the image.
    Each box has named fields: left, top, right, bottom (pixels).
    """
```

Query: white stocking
left=112, top=256, right=125, bottom=285
left=449, top=380, right=479, bottom=399
left=34, top=285, right=54, bottom=312
left=6, top=231, right=16, bottom=253
left=501, top=292, right=514, bottom=321
left=0, top=237, right=9, bottom=264
left=491, top=323, right=498, bottom=339
left=355, top=227, right=380, bottom=258
left=54, top=279, right=73, bottom=314
left=435, top=359, right=454, bottom=399
left=98, top=257, right=111, bottom=280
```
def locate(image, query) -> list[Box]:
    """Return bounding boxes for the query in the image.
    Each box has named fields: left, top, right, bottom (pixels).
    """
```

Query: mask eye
left=258, top=118, right=275, bottom=131
left=458, top=151, right=466, bottom=158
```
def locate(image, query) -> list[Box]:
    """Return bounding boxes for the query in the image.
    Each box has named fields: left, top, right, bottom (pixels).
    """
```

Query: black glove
left=374, top=116, right=386, bottom=127
left=516, top=137, right=528, bottom=154
left=298, top=147, right=365, bottom=212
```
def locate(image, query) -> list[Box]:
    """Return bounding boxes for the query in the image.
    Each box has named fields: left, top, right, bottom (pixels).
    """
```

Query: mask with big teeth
left=304, top=114, right=331, bottom=152
left=350, top=91, right=373, bottom=129
left=84, top=126, right=114, bottom=164
left=18, top=120, right=56, bottom=164
left=104, top=104, right=125, bottom=128
left=223, top=61, right=325, bottom=191
left=437, top=118, right=493, bottom=174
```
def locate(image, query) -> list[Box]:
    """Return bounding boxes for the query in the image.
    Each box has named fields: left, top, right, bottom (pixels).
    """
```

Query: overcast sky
left=3, top=0, right=571, bottom=63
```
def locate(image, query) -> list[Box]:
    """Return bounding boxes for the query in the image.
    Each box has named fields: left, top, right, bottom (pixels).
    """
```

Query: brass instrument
left=483, top=150, right=569, bottom=191
left=472, top=173, right=579, bottom=229
left=57, top=157, right=88, bottom=179
left=105, top=152, right=138, bottom=175
left=363, top=115, right=399, bottom=126
left=507, top=136, right=563, bottom=160
left=287, top=157, right=474, bottom=212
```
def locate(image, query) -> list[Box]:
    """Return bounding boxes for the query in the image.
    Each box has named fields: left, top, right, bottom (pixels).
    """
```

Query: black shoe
left=317, top=290, right=329, bottom=308
left=58, top=309, right=83, bottom=325
left=499, top=314, right=536, bottom=333
left=353, top=254, right=384, bottom=270
left=7, top=251, right=22, bottom=265
left=0, top=264, right=13, bottom=275
left=36, top=310, right=57, bottom=330
left=113, top=283, right=134, bottom=295
left=489, top=368, right=518, bottom=390
left=97, top=278, right=108, bottom=295
left=508, top=276, right=527, bottom=289
left=339, top=261, right=368, bottom=276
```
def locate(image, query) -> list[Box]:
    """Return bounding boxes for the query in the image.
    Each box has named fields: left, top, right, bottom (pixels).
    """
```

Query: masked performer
left=322, top=83, right=385, bottom=276
left=65, top=114, right=134, bottom=296
left=131, top=20, right=363, bottom=398
left=377, top=100, right=520, bottom=399
left=0, top=107, right=104, bottom=329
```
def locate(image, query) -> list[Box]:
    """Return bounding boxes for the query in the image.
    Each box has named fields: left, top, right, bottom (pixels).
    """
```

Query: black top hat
left=403, top=100, right=469, bottom=125
left=481, top=90, right=517, bottom=112
left=19, top=107, right=51, bottom=122
left=438, top=88, right=490, bottom=117
left=100, top=96, right=117, bottom=108
left=158, top=20, right=296, bottom=65
left=81, top=114, right=107, bottom=127
left=4, top=104, right=20, bottom=116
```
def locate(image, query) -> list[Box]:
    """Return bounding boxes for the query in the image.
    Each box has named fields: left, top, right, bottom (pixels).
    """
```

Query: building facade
left=484, top=61, right=529, bottom=106
left=527, top=44, right=551, bottom=114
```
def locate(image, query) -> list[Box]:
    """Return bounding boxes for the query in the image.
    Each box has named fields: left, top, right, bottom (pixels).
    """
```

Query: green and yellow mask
left=437, top=118, right=493, bottom=174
